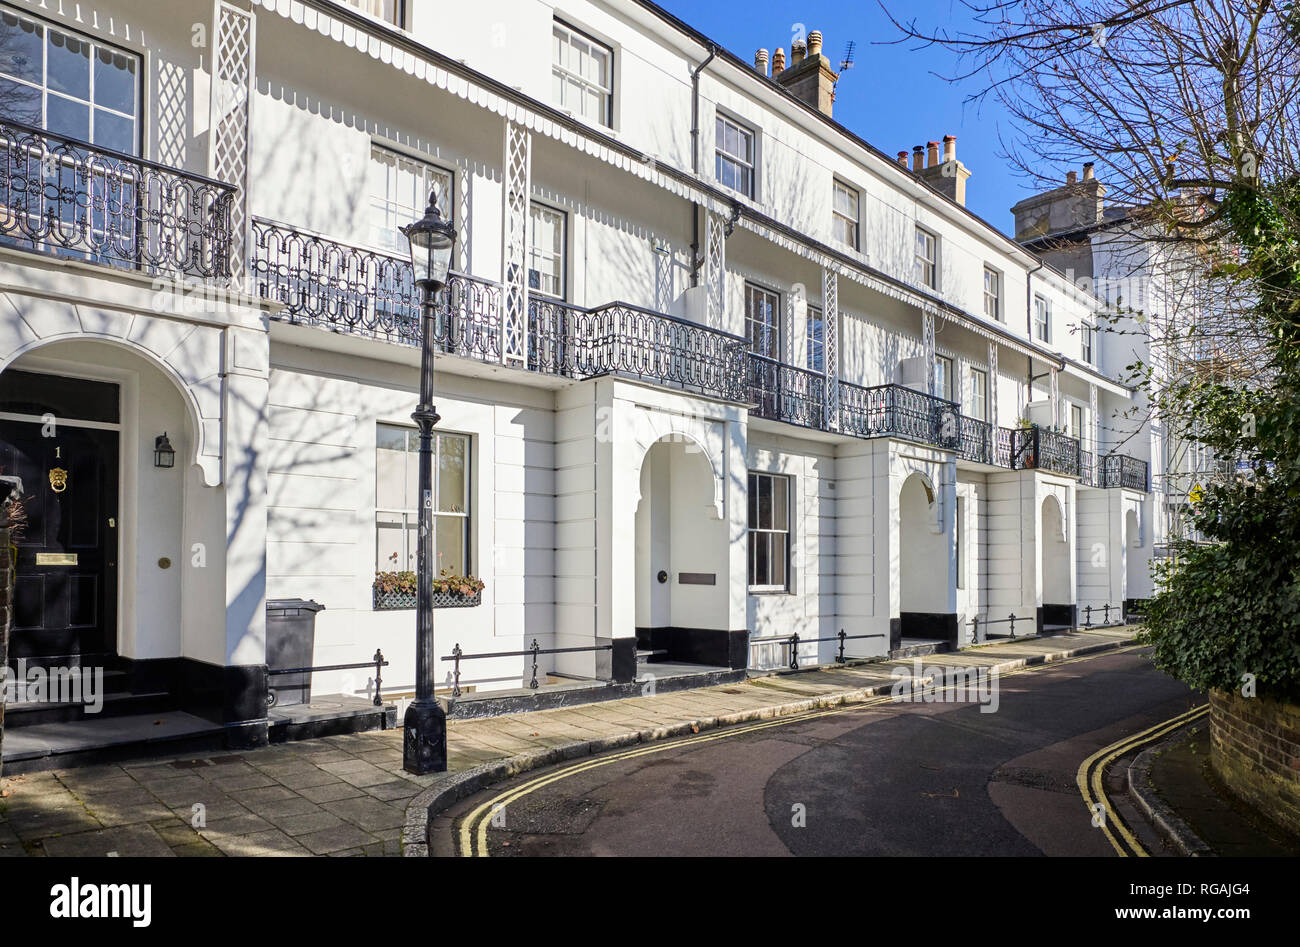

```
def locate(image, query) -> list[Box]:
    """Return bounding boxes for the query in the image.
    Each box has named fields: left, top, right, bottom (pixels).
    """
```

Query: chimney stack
left=912, top=145, right=924, bottom=173
left=1010, top=161, right=1107, bottom=241
left=913, top=134, right=972, bottom=206
left=769, top=28, right=840, bottom=117
left=754, top=48, right=769, bottom=75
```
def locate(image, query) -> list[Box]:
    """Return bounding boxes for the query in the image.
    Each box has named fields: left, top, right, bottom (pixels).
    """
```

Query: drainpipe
left=1025, top=260, right=1045, bottom=403
left=689, top=43, right=718, bottom=286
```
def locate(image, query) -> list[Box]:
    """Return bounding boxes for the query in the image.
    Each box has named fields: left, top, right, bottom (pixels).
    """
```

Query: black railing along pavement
left=749, top=629, right=887, bottom=670
left=267, top=649, right=388, bottom=707
left=442, top=640, right=614, bottom=696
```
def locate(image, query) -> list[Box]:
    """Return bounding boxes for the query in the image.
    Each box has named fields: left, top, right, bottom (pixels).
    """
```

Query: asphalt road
left=435, top=647, right=1202, bottom=856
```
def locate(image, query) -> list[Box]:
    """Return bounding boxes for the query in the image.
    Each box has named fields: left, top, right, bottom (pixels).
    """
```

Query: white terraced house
left=0, top=0, right=1153, bottom=761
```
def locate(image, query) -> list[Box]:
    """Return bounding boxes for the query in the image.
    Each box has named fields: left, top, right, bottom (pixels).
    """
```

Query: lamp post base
left=402, top=699, right=448, bottom=775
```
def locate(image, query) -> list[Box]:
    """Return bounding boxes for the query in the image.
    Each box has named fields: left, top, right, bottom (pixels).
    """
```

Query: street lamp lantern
left=401, top=189, right=456, bottom=775
left=401, top=191, right=455, bottom=291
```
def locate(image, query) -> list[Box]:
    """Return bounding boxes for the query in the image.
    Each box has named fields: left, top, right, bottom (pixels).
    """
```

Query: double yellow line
left=457, top=643, right=1149, bottom=856
left=1075, top=703, right=1209, bottom=857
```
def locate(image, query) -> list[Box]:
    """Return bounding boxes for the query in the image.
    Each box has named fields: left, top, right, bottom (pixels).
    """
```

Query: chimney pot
left=755, top=48, right=769, bottom=74
left=912, top=145, right=924, bottom=173
left=1082, top=162, right=1095, bottom=180
left=791, top=39, right=806, bottom=64
left=1066, top=170, right=1078, bottom=185
left=773, top=47, right=786, bottom=75
left=898, top=151, right=909, bottom=167
left=808, top=30, right=823, bottom=57
left=926, top=141, right=940, bottom=168
left=943, top=135, right=956, bottom=163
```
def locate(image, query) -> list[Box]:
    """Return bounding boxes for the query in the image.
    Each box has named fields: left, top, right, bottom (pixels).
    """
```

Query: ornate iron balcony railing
left=251, top=218, right=504, bottom=361
left=958, top=415, right=993, bottom=465
left=747, top=354, right=829, bottom=430
left=0, top=119, right=236, bottom=278
left=839, top=382, right=961, bottom=451
left=1101, top=453, right=1150, bottom=490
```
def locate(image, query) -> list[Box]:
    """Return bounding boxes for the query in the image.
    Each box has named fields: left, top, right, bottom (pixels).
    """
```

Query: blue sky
left=657, top=0, right=1041, bottom=236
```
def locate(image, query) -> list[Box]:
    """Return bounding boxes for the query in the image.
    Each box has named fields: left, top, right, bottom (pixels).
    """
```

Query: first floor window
left=552, top=20, right=613, bottom=127
left=934, top=354, right=954, bottom=402
left=716, top=113, right=756, bottom=197
left=344, top=0, right=403, bottom=26
left=983, top=267, right=1001, bottom=321
left=1034, top=295, right=1052, bottom=342
left=369, top=144, right=453, bottom=256
left=375, top=424, right=470, bottom=578
left=969, top=368, right=988, bottom=421
left=745, top=283, right=781, bottom=358
left=806, top=305, right=825, bottom=373
left=748, top=472, right=790, bottom=591
left=915, top=226, right=937, bottom=289
left=1070, top=404, right=1086, bottom=443
left=527, top=203, right=566, bottom=299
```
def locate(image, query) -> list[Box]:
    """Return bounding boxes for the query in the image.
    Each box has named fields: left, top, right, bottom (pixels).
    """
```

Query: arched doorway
left=633, top=436, right=730, bottom=667
left=1124, top=509, right=1147, bottom=603
left=898, top=471, right=956, bottom=646
left=1040, top=494, right=1073, bottom=631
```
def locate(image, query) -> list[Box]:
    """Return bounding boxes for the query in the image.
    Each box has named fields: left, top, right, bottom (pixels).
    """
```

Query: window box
left=373, top=588, right=482, bottom=610
left=372, top=571, right=485, bottom=610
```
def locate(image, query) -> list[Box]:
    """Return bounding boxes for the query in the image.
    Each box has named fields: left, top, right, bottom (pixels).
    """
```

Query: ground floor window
left=375, top=424, right=470, bottom=577
left=748, top=471, right=790, bottom=591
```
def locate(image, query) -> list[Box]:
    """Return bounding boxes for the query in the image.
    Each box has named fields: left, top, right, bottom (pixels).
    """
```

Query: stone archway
left=1041, top=494, right=1073, bottom=630
left=898, top=469, right=956, bottom=646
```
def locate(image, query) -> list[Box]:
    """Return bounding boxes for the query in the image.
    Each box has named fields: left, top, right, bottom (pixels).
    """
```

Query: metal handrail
left=440, top=640, right=614, bottom=695
left=267, top=649, right=388, bottom=707
left=750, top=629, right=886, bottom=669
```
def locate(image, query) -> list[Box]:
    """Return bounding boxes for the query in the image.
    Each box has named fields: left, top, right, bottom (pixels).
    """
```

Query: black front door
left=0, top=419, right=119, bottom=663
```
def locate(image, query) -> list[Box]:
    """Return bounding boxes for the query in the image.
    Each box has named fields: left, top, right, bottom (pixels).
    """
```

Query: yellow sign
left=1189, top=483, right=1205, bottom=503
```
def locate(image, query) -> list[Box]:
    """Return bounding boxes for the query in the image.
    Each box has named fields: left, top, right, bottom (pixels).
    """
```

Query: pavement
left=0, top=626, right=1138, bottom=857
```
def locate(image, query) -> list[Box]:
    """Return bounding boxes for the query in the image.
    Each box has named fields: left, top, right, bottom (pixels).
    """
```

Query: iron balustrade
left=838, top=382, right=961, bottom=450
left=0, top=119, right=236, bottom=278
left=1080, top=603, right=1125, bottom=627
left=1102, top=453, right=1150, bottom=491
left=747, top=353, right=829, bottom=430
left=442, top=640, right=615, bottom=696
left=251, top=218, right=503, bottom=360
left=958, top=415, right=993, bottom=465
left=585, top=302, right=749, bottom=401
left=1036, top=426, right=1082, bottom=476
left=266, top=650, right=388, bottom=707
left=969, top=613, right=1026, bottom=641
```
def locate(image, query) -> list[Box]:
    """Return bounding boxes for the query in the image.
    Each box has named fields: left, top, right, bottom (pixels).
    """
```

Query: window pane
left=0, top=12, right=44, bottom=85
left=774, top=477, right=788, bottom=530
left=93, top=47, right=135, bottom=114
left=757, top=476, right=771, bottom=530
left=46, top=29, right=89, bottom=100
left=0, top=75, right=41, bottom=124
left=376, top=436, right=408, bottom=509
left=93, top=108, right=134, bottom=153
left=771, top=533, right=786, bottom=588
left=747, top=474, right=758, bottom=527
left=754, top=529, right=769, bottom=585
left=435, top=515, right=466, bottom=576
left=437, top=434, right=467, bottom=513
left=46, top=94, right=89, bottom=142
left=376, top=512, right=405, bottom=572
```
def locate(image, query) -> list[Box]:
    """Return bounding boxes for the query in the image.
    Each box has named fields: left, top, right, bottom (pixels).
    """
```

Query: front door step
left=0, top=712, right=227, bottom=775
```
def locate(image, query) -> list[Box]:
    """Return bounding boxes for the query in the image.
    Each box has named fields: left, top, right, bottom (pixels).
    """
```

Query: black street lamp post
left=401, top=190, right=456, bottom=775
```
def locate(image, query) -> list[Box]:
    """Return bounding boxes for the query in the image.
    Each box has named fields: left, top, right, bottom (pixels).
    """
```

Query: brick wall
left=1209, top=688, right=1300, bottom=837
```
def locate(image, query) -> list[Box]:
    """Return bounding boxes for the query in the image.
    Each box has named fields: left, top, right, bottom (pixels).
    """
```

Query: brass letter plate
left=35, top=553, right=78, bottom=566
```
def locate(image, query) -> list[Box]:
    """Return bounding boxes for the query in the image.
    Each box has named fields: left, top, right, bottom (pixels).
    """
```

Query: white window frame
left=747, top=471, right=791, bottom=592
left=935, top=353, right=954, bottom=402
left=915, top=226, right=938, bottom=289
left=1070, top=403, right=1085, bottom=442
left=715, top=112, right=756, bottom=199
left=1080, top=323, right=1095, bottom=364
left=745, top=282, right=781, bottom=359
left=526, top=202, right=567, bottom=300
left=832, top=179, right=860, bottom=251
left=551, top=20, right=613, bottom=128
left=374, top=424, right=472, bottom=581
left=806, top=304, right=825, bottom=374
left=969, top=367, right=989, bottom=421
left=343, top=0, right=404, bottom=27
left=983, top=266, right=1002, bottom=321
left=368, top=142, right=454, bottom=257
left=1034, top=294, right=1052, bottom=343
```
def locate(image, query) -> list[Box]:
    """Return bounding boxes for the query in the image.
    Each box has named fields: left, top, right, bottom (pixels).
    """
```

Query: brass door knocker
left=49, top=467, right=68, bottom=493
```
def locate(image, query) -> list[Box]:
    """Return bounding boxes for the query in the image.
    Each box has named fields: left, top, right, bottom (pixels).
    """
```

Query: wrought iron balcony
left=747, top=354, right=829, bottom=430
left=839, top=382, right=961, bottom=451
left=252, top=218, right=503, bottom=361
left=998, top=424, right=1082, bottom=477
left=0, top=119, right=236, bottom=278
left=958, top=415, right=994, bottom=465
left=251, top=221, right=748, bottom=403
left=1099, top=453, right=1150, bottom=490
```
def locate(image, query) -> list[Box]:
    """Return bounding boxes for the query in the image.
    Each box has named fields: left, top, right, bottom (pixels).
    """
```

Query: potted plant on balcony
left=372, top=570, right=485, bottom=610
